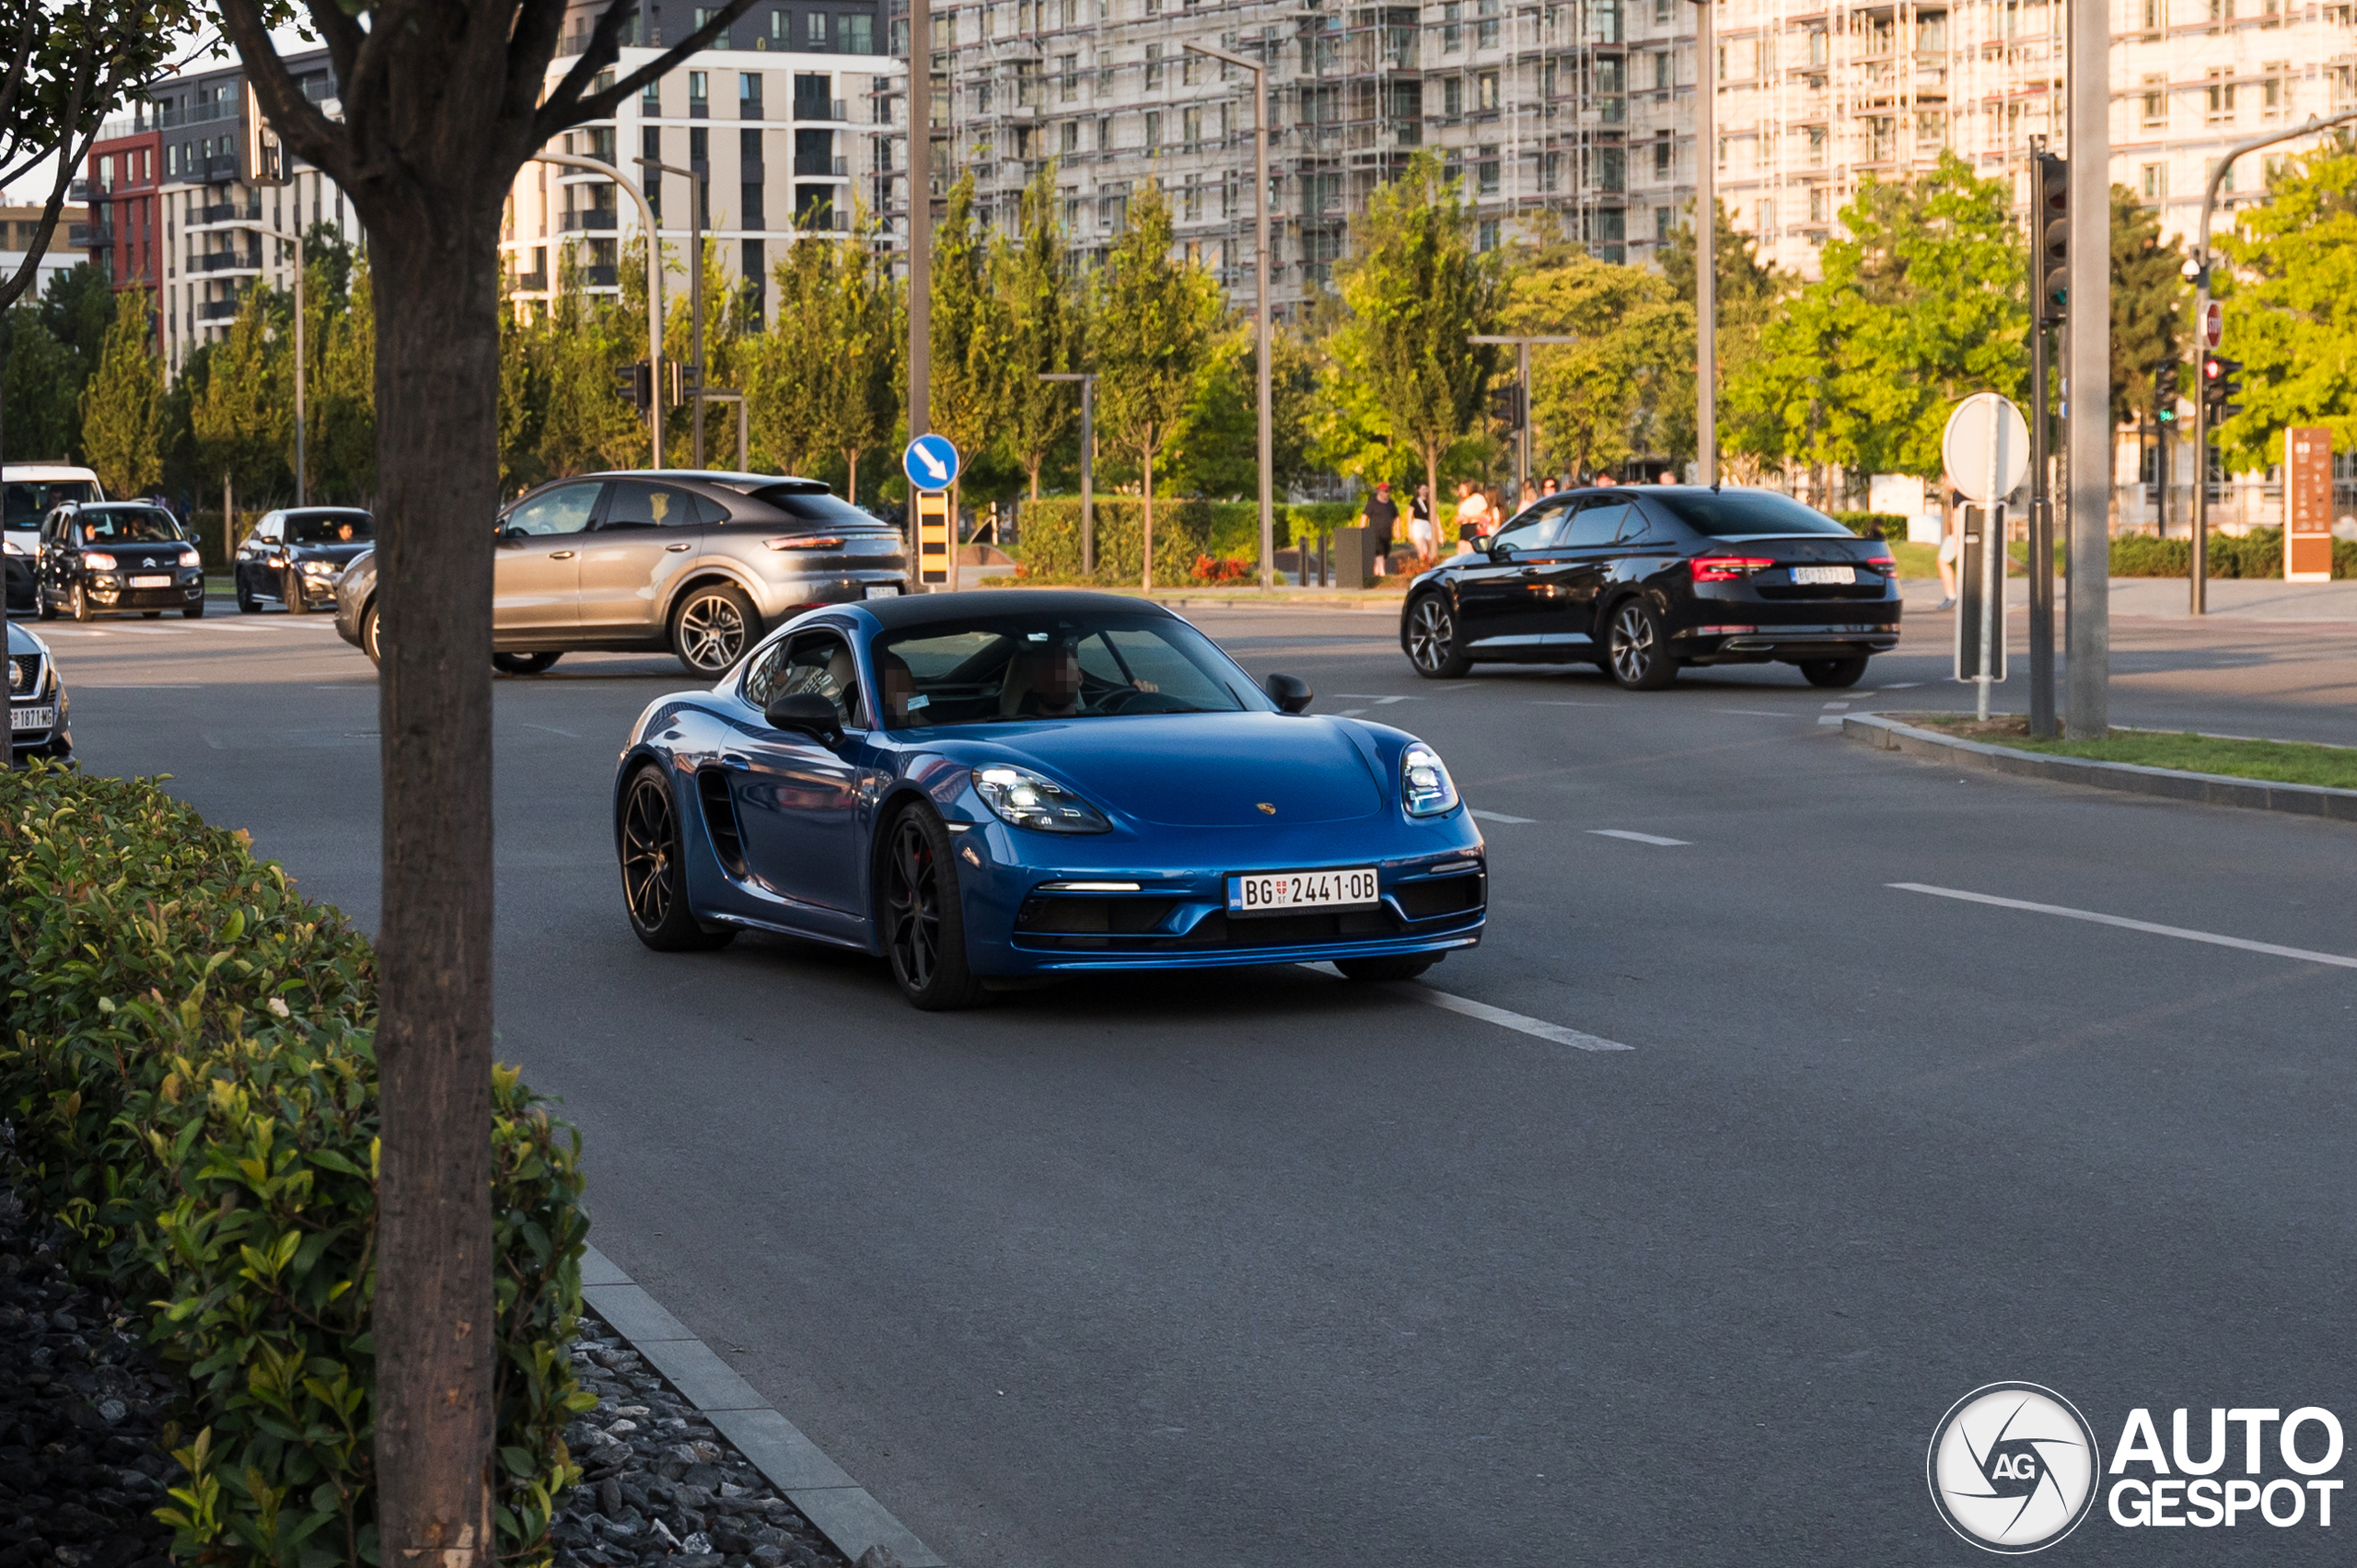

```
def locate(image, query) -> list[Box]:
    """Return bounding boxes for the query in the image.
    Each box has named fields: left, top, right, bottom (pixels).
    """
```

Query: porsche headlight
left=970, top=765, right=1111, bottom=834
left=1400, top=742, right=1459, bottom=818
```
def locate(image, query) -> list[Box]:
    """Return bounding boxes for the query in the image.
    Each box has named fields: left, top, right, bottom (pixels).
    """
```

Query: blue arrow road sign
left=903, top=433, right=960, bottom=491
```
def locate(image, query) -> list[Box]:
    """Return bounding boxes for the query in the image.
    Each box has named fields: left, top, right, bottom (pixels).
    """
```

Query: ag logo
left=1928, top=1383, right=2102, bottom=1553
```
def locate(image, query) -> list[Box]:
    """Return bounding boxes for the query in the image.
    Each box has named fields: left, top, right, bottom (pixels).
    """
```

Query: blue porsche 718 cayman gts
left=613, top=589, right=1488, bottom=1008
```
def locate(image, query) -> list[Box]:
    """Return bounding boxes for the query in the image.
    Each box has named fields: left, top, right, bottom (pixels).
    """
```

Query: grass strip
left=1910, top=714, right=2357, bottom=790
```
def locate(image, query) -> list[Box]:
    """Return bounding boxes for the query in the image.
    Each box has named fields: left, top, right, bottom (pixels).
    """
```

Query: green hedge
left=0, top=764, right=591, bottom=1567
left=1830, top=510, right=1910, bottom=541
left=2110, top=528, right=2356, bottom=579
left=1018, top=497, right=1218, bottom=585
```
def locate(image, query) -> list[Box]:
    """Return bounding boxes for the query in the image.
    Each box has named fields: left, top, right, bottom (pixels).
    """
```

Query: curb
left=581, top=1243, right=946, bottom=1568
left=1840, top=713, right=2357, bottom=823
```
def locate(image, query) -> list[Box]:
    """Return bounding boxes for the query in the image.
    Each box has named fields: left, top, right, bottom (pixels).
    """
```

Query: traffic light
left=1489, top=383, right=1524, bottom=430
left=618, top=361, right=654, bottom=413
left=2200, top=354, right=2243, bottom=420
left=2035, top=152, right=2070, bottom=325
left=2154, top=361, right=2179, bottom=425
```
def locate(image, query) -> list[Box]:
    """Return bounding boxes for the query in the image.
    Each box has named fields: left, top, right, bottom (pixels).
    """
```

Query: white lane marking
left=1470, top=807, right=1537, bottom=824
left=524, top=722, right=583, bottom=738
left=1817, top=714, right=1846, bottom=726
left=1822, top=702, right=1852, bottom=711
left=76, top=682, right=203, bottom=688
left=1534, top=700, right=1611, bottom=707
left=1302, top=965, right=1633, bottom=1051
left=1890, top=883, right=2357, bottom=972
left=1879, top=682, right=1924, bottom=691
left=39, top=629, right=109, bottom=637
left=1716, top=707, right=1798, bottom=717
left=1336, top=707, right=1370, bottom=717
left=1588, top=829, right=1689, bottom=846
left=1335, top=693, right=1419, bottom=703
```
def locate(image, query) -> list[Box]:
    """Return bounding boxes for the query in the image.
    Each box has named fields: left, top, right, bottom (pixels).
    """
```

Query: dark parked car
left=8, top=621, right=70, bottom=762
left=1399, top=485, right=1900, bottom=690
left=235, top=507, right=375, bottom=613
left=36, top=503, right=205, bottom=621
left=333, top=470, right=910, bottom=677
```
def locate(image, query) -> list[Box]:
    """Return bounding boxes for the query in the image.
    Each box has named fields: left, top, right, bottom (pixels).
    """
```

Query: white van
left=5, top=465, right=106, bottom=614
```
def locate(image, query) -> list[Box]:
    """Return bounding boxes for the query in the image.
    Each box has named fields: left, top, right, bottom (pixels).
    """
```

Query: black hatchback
left=1399, top=486, right=1899, bottom=690
left=36, top=503, right=206, bottom=621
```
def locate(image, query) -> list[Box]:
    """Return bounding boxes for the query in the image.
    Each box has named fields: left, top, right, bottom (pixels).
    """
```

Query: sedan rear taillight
left=1689, top=554, right=1775, bottom=582
left=765, top=535, right=845, bottom=551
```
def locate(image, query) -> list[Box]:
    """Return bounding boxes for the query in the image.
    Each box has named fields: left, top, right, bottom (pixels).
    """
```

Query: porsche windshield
left=874, top=612, right=1264, bottom=726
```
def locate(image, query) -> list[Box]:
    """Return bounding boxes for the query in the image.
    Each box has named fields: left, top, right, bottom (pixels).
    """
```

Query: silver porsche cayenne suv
left=332, top=470, right=910, bottom=675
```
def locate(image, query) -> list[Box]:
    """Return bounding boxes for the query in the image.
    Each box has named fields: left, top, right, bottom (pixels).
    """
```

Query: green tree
left=1327, top=150, right=1501, bottom=515
left=0, top=308, right=81, bottom=463
left=2110, top=185, right=2187, bottom=427
left=662, top=237, right=754, bottom=467
left=2212, top=131, right=2357, bottom=469
left=1658, top=199, right=1790, bottom=470
left=1093, top=182, right=1221, bottom=587
left=750, top=239, right=830, bottom=477
left=540, top=251, right=644, bottom=477
left=1506, top=243, right=1692, bottom=481
left=192, top=288, right=285, bottom=505
left=76, top=285, right=163, bottom=496
left=928, top=174, right=1013, bottom=478
left=315, top=261, right=377, bottom=501
left=1178, top=321, right=1318, bottom=499
left=997, top=163, right=1080, bottom=498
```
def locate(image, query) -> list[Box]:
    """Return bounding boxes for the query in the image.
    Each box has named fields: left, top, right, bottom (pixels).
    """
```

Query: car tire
left=284, top=568, right=309, bottom=614
left=1334, top=954, right=1441, bottom=981
left=69, top=585, right=94, bottom=623
left=880, top=804, right=984, bottom=1011
left=493, top=651, right=563, bottom=675
left=670, top=582, right=758, bottom=676
left=35, top=587, right=55, bottom=621
left=1604, top=597, right=1678, bottom=691
left=361, top=602, right=383, bottom=665
left=1404, top=593, right=1474, bottom=679
left=1800, top=656, right=1870, bottom=689
left=183, top=598, right=204, bottom=619
left=619, top=764, right=737, bottom=953
left=237, top=578, right=260, bottom=612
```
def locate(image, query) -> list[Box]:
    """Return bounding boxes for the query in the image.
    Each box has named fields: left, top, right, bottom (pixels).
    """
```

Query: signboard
left=2201, top=299, right=2223, bottom=351
left=915, top=490, right=951, bottom=587
left=2286, top=425, right=2333, bottom=583
left=903, top=434, right=961, bottom=492
left=1942, top=393, right=2030, bottom=505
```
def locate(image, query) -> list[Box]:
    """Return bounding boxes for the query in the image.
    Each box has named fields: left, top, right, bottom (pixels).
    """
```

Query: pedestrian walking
left=1408, top=482, right=1437, bottom=568
left=1453, top=482, right=1489, bottom=555
left=1936, top=477, right=1961, bottom=610
left=1363, top=482, right=1399, bottom=576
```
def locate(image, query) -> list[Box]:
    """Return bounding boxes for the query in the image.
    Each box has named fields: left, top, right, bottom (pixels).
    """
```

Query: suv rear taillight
left=765, top=536, right=845, bottom=551
left=1689, top=554, right=1775, bottom=582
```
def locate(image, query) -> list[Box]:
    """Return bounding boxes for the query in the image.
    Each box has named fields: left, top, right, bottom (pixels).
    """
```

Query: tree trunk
left=1423, top=446, right=1439, bottom=550
left=1141, top=443, right=1154, bottom=592
left=367, top=213, right=499, bottom=1567
left=1028, top=460, right=1040, bottom=501
left=844, top=448, right=858, bottom=505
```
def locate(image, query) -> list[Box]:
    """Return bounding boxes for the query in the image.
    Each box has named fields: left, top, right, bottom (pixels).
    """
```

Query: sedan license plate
left=10, top=704, right=54, bottom=732
left=129, top=574, right=173, bottom=588
left=1791, top=565, right=1855, bottom=586
left=1228, top=866, right=1380, bottom=915
left=865, top=585, right=901, bottom=598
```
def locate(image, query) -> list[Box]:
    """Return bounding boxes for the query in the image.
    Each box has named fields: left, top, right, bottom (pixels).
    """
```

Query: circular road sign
left=2201, top=299, right=2223, bottom=350
left=903, top=433, right=961, bottom=492
left=1943, top=393, right=2031, bottom=505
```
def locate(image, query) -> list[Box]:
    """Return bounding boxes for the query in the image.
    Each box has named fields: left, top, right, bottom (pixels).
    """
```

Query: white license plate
left=1791, top=565, right=1855, bottom=586
left=865, top=585, right=901, bottom=598
left=1227, top=866, right=1381, bottom=914
left=128, top=574, right=174, bottom=587
left=10, top=705, right=54, bottom=732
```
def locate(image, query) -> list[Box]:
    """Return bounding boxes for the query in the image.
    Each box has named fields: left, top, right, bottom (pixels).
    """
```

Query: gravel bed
left=553, top=1312, right=856, bottom=1568
left=0, top=1182, right=179, bottom=1568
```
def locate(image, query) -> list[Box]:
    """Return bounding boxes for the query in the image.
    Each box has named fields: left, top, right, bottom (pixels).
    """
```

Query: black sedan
left=1400, top=486, right=1899, bottom=690
left=234, top=507, right=374, bottom=613
left=36, top=504, right=206, bottom=621
left=8, top=620, right=70, bottom=762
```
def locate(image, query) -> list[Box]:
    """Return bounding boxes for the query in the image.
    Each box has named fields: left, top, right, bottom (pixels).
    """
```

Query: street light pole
left=1470, top=334, right=1578, bottom=499
left=908, top=0, right=933, bottom=441
left=1185, top=41, right=1272, bottom=589
left=546, top=154, right=664, bottom=463
left=2183, top=108, right=2357, bottom=616
left=638, top=155, right=708, bottom=466
left=1040, top=372, right=1096, bottom=575
left=2063, top=0, right=2109, bottom=739
left=1689, top=0, right=1715, bottom=485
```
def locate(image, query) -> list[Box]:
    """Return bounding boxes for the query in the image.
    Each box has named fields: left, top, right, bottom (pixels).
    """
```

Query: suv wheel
left=493, top=651, right=562, bottom=675
left=69, top=584, right=95, bottom=623
left=1605, top=598, right=1678, bottom=691
left=1800, top=656, right=1870, bottom=689
left=671, top=583, right=758, bottom=676
left=361, top=603, right=383, bottom=664
left=1405, top=594, right=1473, bottom=679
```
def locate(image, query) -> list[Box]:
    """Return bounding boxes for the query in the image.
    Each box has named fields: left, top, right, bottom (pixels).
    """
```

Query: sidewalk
left=1899, top=576, right=2357, bottom=624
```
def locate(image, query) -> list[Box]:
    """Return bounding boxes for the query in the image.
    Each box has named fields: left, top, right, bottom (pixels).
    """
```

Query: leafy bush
left=2109, top=528, right=2353, bottom=579
left=1829, top=510, right=1910, bottom=541
left=0, top=764, right=591, bottom=1568
left=1016, top=497, right=1216, bottom=586
left=1190, top=554, right=1254, bottom=583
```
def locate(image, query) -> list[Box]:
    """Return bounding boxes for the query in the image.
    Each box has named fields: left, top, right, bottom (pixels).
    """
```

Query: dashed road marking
left=1469, top=807, right=1537, bottom=824
left=1303, top=964, right=1634, bottom=1051
left=1879, top=682, right=1924, bottom=690
left=1533, top=700, right=1611, bottom=707
left=1587, top=829, right=1689, bottom=846
left=1334, top=693, right=1420, bottom=704
left=1715, top=708, right=1797, bottom=717
left=1890, top=883, right=2357, bottom=971
left=1822, top=702, right=1852, bottom=711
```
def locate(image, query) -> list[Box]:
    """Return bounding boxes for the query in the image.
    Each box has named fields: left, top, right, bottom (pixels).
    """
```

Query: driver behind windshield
left=1000, top=637, right=1086, bottom=719
left=78, top=509, right=180, bottom=545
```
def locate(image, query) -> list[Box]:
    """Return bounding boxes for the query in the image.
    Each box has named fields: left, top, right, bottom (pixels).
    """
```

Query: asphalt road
left=36, top=597, right=2357, bottom=1565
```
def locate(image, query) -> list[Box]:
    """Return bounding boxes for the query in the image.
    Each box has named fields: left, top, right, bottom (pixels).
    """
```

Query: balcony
left=196, top=298, right=242, bottom=320
left=794, top=98, right=849, bottom=122
left=192, top=249, right=260, bottom=273
left=794, top=155, right=851, bottom=177
left=561, top=208, right=619, bottom=231
left=68, top=179, right=93, bottom=202
left=510, top=271, right=550, bottom=292
left=70, top=223, right=112, bottom=249
left=585, top=264, right=619, bottom=287
left=160, top=98, right=239, bottom=130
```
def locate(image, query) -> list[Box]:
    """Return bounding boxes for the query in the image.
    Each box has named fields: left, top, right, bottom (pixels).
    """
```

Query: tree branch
left=0, top=9, right=38, bottom=148
left=216, top=0, right=350, bottom=183
left=0, top=107, right=99, bottom=316
left=535, top=0, right=762, bottom=142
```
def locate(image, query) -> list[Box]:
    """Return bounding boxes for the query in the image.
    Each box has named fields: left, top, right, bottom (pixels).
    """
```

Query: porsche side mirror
left=765, top=691, right=844, bottom=745
left=1264, top=673, right=1314, bottom=714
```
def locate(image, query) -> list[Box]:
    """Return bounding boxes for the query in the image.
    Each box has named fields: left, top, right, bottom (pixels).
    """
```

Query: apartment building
left=2, top=206, right=92, bottom=300
left=505, top=1, right=900, bottom=322
left=77, top=114, right=166, bottom=294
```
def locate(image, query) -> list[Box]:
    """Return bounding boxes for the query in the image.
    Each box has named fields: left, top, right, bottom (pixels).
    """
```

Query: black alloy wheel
left=284, top=568, right=310, bottom=614
left=1801, top=656, right=1871, bottom=689
left=1405, top=594, right=1473, bottom=679
left=35, top=587, right=55, bottom=621
left=1605, top=598, right=1678, bottom=691
left=881, top=807, right=983, bottom=1010
left=493, top=651, right=563, bottom=676
left=671, top=583, right=757, bottom=676
left=237, top=575, right=261, bottom=612
left=1335, top=954, right=1442, bottom=981
left=620, top=765, right=736, bottom=952
left=361, top=603, right=383, bottom=664
left=69, top=584, right=94, bottom=623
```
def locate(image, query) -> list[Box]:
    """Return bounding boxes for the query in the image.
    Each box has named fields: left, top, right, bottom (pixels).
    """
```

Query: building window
left=842, top=14, right=873, bottom=51
left=1477, top=0, right=1500, bottom=50
left=1144, top=110, right=1161, bottom=153
left=2260, top=0, right=2281, bottom=24
left=1060, top=53, right=1078, bottom=100
left=1443, top=75, right=1463, bottom=116
left=1477, top=217, right=1499, bottom=250
left=2260, top=64, right=2285, bottom=118
left=1539, top=150, right=1560, bottom=191
left=1477, top=70, right=1498, bottom=110
left=743, top=181, right=764, bottom=226
left=690, top=71, right=709, bottom=111
left=1182, top=105, right=1202, bottom=151
left=2208, top=0, right=2233, bottom=25
left=1809, top=29, right=1828, bottom=64
left=1808, top=184, right=1827, bottom=222
left=1096, top=116, right=1110, bottom=151
left=2205, top=67, right=2235, bottom=121
left=1476, top=144, right=1499, bottom=192
left=2140, top=163, right=2166, bottom=201
left=742, top=240, right=764, bottom=320
left=1144, top=43, right=1161, bottom=89
left=2141, top=0, right=2164, bottom=36
left=2142, top=75, right=2167, bottom=125
left=1183, top=172, right=1202, bottom=219
left=807, top=10, right=826, bottom=46
left=1061, top=119, right=1078, bottom=152
left=644, top=128, right=664, bottom=217
left=1443, top=3, right=1462, bottom=52
left=1655, top=51, right=1673, bottom=90
left=1654, top=132, right=1671, bottom=175
left=1755, top=199, right=1774, bottom=233
left=1806, top=123, right=1826, bottom=166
